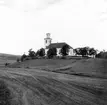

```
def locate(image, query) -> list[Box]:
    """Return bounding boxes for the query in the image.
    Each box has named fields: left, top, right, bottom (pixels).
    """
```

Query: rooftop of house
left=46, top=42, right=73, bottom=49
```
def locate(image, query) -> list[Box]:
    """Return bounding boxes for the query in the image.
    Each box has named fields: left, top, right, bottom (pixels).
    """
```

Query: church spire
left=46, top=33, right=51, bottom=38
left=44, top=33, right=52, bottom=48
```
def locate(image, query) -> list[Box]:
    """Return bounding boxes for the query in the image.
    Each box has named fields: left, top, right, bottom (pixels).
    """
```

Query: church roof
left=46, top=42, right=73, bottom=49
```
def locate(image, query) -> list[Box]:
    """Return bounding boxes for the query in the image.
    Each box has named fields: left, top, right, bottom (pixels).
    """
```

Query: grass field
left=0, top=57, right=107, bottom=105
left=11, top=58, right=107, bottom=78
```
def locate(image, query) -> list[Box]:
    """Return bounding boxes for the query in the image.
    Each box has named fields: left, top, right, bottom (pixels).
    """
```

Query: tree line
left=74, top=47, right=97, bottom=57
left=19, top=44, right=70, bottom=62
left=18, top=45, right=106, bottom=62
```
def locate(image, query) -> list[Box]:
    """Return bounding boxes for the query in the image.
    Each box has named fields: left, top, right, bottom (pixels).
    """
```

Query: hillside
left=10, top=58, right=107, bottom=78
left=11, top=59, right=77, bottom=69
left=0, top=58, right=107, bottom=105
left=54, top=58, right=107, bottom=78
left=0, top=53, right=20, bottom=67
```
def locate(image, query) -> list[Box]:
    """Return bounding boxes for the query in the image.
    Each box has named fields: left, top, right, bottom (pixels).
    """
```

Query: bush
left=16, top=58, right=20, bottom=62
left=5, top=63, right=10, bottom=67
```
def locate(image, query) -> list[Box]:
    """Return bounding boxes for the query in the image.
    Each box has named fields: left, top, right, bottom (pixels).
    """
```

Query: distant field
left=0, top=59, right=16, bottom=66
left=0, top=53, right=20, bottom=67
left=11, top=58, right=107, bottom=78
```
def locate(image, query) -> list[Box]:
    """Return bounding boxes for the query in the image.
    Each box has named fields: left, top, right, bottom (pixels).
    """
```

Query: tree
left=47, top=47, right=57, bottom=58
left=39, top=48, right=45, bottom=57
left=52, top=47, right=57, bottom=56
left=96, top=52, right=102, bottom=58
left=28, top=49, right=36, bottom=58
left=79, top=47, right=89, bottom=57
left=96, top=51, right=107, bottom=58
left=74, top=48, right=81, bottom=56
left=36, top=48, right=45, bottom=57
left=89, top=48, right=97, bottom=58
left=60, top=44, right=70, bottom=56
left=21, top=54, right=27, bottom=62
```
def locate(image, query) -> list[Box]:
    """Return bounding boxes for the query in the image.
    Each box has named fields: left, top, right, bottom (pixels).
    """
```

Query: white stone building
left=44, top=33, right=74, bottom=56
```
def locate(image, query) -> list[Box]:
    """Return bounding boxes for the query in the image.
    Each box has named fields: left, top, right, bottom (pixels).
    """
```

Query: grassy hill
left=10, top=58, right=107, bottom=78
left=0, top=53, right=20, bottom=67
left=11, top=59, right=76, bottom=68
left=55, top=58, right=107, bottom=78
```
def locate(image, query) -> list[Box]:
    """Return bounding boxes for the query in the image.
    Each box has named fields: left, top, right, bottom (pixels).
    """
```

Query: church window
left=49, top=40, right=51, bottom=43
left=46, top=40, right=47, bottom=43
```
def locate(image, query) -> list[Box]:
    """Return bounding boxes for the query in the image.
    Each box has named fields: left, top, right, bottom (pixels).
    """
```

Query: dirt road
left=0, top=68, right=107, bottom=105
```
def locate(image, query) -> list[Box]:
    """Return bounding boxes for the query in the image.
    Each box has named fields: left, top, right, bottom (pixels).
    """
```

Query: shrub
left=16, top=58, right=20, bottom=62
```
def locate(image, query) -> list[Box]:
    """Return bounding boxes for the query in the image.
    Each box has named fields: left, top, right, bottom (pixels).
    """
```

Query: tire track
left=0, top=69, right=106, bottom=105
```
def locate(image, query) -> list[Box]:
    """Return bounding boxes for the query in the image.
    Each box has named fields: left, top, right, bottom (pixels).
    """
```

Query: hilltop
left=0, top=53, right=20, bottom=59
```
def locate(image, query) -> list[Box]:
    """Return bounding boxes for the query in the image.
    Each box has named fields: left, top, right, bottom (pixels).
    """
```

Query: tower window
left=49, top=40, right=51, bottom=43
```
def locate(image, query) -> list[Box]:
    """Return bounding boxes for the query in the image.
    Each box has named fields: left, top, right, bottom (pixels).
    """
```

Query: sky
left=0, top=0, right=107, bottom=55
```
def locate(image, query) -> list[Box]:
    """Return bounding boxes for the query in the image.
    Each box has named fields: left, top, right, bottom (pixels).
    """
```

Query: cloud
left=1, top=0, right=62, bottom=12
left=99, top=0, right=107, bottom=21
left=45, top=0, right=62, bottom=5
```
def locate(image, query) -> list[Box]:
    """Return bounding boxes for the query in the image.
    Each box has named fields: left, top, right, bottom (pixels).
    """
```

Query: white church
left=44, top=33, right=74, bottom=56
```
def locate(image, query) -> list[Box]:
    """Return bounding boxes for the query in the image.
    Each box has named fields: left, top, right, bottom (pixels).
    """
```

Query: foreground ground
left=0, top=67, right=107, bottom=105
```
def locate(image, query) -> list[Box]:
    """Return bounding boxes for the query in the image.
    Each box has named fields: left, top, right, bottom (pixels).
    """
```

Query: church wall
left=45, top=48, right=74, bottom=56
left=45, top=49, right=48, bottom=56
left=57, top=48, right=61, bottom=56
left=68, top=48, right=74, bottom=56
left=57, top=48, right=74, bottom=56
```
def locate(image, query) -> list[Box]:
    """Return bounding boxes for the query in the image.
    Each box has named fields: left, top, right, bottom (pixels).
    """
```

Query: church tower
left=44, top=33, right=52, bottom=48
